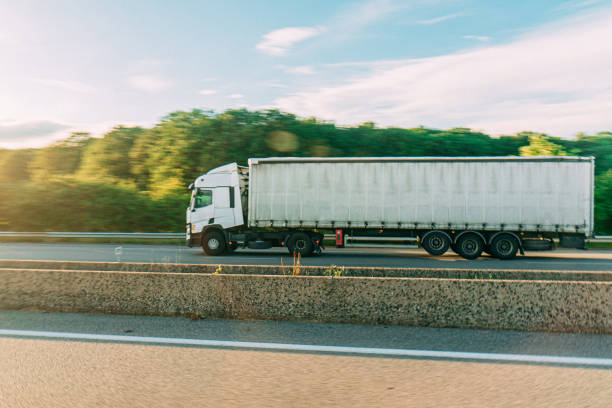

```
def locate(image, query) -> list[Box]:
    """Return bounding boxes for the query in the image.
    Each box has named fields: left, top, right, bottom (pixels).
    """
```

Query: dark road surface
left=1, top=311, right=611, bottom=407
left=0, top=242, right=610, bottom=271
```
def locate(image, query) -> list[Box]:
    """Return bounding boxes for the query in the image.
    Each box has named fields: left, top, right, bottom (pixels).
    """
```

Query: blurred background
left=0, top=0, right=610, bottom=234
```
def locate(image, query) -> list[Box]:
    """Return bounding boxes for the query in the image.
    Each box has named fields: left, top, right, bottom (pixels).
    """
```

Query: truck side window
left=194, top=189, right=213, bottom=208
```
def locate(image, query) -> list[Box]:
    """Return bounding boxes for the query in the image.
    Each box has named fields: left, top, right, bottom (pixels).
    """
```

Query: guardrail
left=1, top=231, right=610, bottom=243
left=589, top=236, right=612, bottom=243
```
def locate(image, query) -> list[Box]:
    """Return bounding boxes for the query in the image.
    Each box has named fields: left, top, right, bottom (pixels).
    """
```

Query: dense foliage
left=0, top=109, right=610, bottom=233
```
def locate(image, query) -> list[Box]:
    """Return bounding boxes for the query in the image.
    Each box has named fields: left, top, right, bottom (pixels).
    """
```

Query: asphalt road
left=0, top=242, right=611, bottom=271
left=1, top=311, right=611, bottom=407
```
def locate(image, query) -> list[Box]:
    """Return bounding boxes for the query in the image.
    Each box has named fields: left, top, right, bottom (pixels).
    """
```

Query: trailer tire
left=489, top=234, right=519, bottom=260
left=421, top=231, right=451, bottom=256
left=202, top=230, right=226, bottom=256
left=287, top=232, right=314, bottom=257
left=455, top=233, right=484, bottom=260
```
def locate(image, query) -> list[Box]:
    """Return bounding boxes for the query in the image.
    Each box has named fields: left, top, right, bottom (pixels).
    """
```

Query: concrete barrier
left=0, top=259, right=610, bottom=281
left=0, top=268, right=610, bottom=333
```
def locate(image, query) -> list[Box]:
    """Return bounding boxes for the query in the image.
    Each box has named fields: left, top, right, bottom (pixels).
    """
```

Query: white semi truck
left=186, top=156, right=595, bottom=260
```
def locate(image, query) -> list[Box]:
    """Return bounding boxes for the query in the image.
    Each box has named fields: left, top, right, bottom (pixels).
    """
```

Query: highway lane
left=1, top=311, right=611, bottom=407
left=0, top=242, right=610, bottom=271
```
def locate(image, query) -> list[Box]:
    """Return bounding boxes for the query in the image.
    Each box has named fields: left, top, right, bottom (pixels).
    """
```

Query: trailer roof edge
left=249, top=156, right=593, bottom=164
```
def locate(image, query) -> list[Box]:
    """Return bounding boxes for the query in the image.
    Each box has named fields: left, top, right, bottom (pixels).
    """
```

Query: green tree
left=594, top=170, right=612, bottom=235
left=519, top=133, right=569, bottom=156
left=30, top=132, right=92, bottom=179
left=0, top=149, right=35, bottom=182
left=572, top=133, right=612, bottom=175
left=2, top=108, right=610, bottom=234
left=138, top=110, right=215, bottom=197
left=78, top=127, right=144, bottom=181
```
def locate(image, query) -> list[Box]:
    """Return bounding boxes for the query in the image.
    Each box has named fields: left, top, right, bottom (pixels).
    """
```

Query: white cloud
left=418, top=13, right=462, bottom=25
left=556, top=0, right=603, bottom=11
left=254, top=1, right=426, bottom=57
left=127, top=75, right=171, bottom=92
left=285, top=66, right=316, bottom=75
left=0, top=119, right=158, bottom=149
left=198, top=89, right=217, bottom=95
left=314, top=0, right=408, bottom=46
left=336, top=0, right=404, bottom=29
left=32, top=78, right=96, bottom=93
left=0, top=120, right=68, bottom=140
left=227, top=93, right=244, bottom=99
left=276, top=9, right=612, bottom=137
left=0, top=120, right=70, bottom=148
left=463, top=35, right=490, bottom=42
left=256, top=27, right=321, bottom=56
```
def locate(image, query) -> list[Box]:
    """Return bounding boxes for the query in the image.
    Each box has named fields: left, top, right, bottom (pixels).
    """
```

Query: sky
left=0, top=0, right=611, bottom=148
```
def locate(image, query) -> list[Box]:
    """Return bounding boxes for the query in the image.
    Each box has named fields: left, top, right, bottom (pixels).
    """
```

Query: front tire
left=287, top=232, right=314, bottom=256
left=202, top=230, right=226, bottom=256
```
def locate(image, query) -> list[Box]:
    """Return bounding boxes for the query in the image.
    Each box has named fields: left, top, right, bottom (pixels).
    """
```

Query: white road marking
left=0, top=329, right=611, bottom=367
left=524, top=261, right=612, bottom=266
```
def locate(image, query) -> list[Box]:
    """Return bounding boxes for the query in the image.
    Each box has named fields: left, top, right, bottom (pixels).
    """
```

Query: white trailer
left=186, top=156, right=595, bottom=259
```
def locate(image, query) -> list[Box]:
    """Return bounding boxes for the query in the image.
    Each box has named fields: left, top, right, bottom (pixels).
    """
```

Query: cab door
left=189, top=188, right=215, bottom=234
left=212, top=186, right=236, bottom=228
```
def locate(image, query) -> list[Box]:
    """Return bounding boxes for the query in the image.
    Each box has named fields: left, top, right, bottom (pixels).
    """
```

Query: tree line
left=0, top=109, right=610, bottom=234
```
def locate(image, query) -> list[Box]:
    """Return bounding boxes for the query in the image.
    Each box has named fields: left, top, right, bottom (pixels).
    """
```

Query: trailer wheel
left=421, top=231, right=451, bottom=256
left=490, top=234, right=519, bottom=260
left=287, top=232, right=314, bottom=257
left=202, top=230, right=226, bottom=256
left=455, top=233, right=484, bottom=260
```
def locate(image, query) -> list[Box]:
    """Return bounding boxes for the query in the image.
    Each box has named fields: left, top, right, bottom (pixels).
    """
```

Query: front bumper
left=187, top=232, right=201, bottom=247
left=186, top=224, right=201, bottom=247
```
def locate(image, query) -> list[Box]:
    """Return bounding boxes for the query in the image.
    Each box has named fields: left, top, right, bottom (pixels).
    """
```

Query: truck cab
left=187, top=161, right=323, bottom=256
left=186, top=163, right=246, bottom=249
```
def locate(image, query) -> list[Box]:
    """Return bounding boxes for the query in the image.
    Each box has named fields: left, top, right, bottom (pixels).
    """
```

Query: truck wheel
left=456, top=233, right=484, bottom=260
left=421, top=231, right=450, bottom=256
left=287, top=232, right=314, bottom=256
left=202, top=230, right=226, bottom=256
left=490, top=234, right=519, bottom=260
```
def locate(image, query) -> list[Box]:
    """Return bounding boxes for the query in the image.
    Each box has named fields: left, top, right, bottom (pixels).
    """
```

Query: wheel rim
left=208, top=238, right=220, bottom=250
left=295, top=239, right=306, bottom=250
left=496, top=238, right=513, bottom=256
left=461, top=238, right=479, bottom=255
left=429, top=235, right=445, bottom=251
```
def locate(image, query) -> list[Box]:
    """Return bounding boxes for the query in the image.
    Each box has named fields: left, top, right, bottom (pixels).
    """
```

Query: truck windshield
left=194, top=189, right=212, bottom=208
